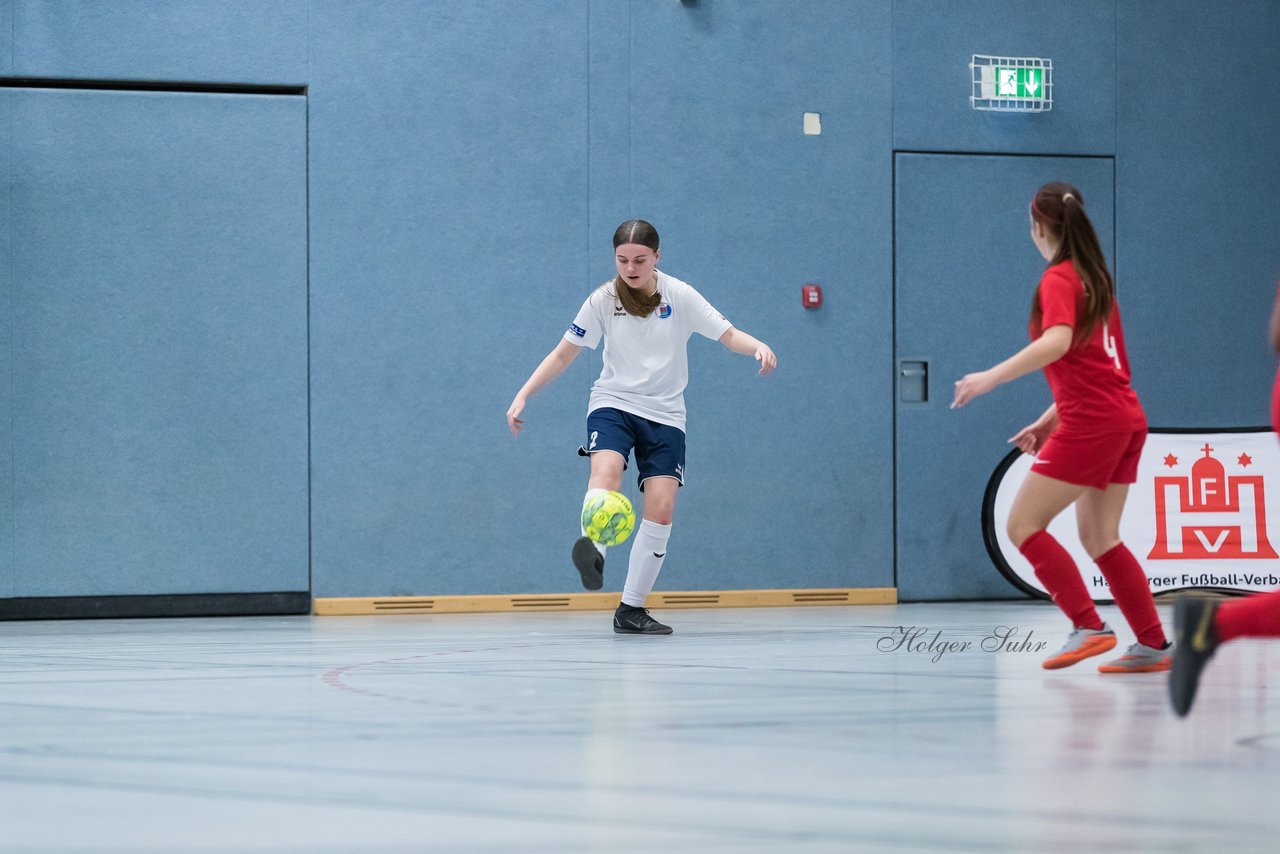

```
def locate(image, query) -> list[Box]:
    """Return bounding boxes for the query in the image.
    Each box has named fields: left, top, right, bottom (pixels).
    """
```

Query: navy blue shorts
left=577, top=407, right=686, bottom=491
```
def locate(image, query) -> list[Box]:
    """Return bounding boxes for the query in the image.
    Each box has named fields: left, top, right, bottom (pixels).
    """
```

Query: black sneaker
left=1169, top=596, right=1221, bottom=717
left=613, top=604, right=673, bottom=635
left=572, top=536, right=603, bottom=591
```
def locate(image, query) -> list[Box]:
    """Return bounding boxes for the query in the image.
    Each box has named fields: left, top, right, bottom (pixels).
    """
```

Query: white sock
left=581, top=489, right=607, bottom=558
left=621, top=519, right=672, bottom=607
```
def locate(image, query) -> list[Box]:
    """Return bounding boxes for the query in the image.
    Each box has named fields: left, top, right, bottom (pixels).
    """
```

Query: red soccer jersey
left=1031, top=260, right=1146, bottom=434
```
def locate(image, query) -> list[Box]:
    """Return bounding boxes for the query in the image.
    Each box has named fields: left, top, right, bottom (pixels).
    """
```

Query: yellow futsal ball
left=582, top=490, right=636, bottom=546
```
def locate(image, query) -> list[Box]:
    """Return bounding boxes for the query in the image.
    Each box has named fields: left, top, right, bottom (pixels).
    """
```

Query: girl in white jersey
left=507, top=220, right=777, bottom=634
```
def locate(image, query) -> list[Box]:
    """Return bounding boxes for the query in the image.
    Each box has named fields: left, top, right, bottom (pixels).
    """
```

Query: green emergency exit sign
left=996, top=67, right=1043, bottom=98
left=970, top=54, right=1053, bottom=112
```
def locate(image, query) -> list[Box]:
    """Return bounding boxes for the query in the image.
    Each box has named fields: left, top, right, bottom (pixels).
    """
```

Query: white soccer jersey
left=563, top=270, right=732, bottom=432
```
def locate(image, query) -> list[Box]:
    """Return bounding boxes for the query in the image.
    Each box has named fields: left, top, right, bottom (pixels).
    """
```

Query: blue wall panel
left=626, top=0, right=895, bottom=590
left=12, top=0, right=307, bottom=84
left=587, top=0, right=631, bottom=257
left=0, top=90, right=11, bottom=597
left=894, top=0, right=1116, bottom=155
left=0, top=0, right=13, bottom=74
left=9, top=89, right=308, bottom=596
left=308, top=2, right=593, bottom=596
left=1116, top=0, right=1280, bottom=428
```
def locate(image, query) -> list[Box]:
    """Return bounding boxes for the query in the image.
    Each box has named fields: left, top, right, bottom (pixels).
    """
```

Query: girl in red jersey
left=1169, top=282, right=1280, bottom=714
left=953, top=181, right=1171, bottom=673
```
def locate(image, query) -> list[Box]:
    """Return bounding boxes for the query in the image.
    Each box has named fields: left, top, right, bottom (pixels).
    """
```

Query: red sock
left=1020, top=530, right=1103, bottom=630
left=1094, top=543, right=1166, bottom=648
left=1217, top=589, right=1280, bottom=642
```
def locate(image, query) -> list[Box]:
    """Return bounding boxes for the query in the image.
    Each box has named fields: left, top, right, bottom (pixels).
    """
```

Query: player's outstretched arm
left=718, top=326, right=777, bottom=375
left=952, top=324, right=1071, bottom=409
left=507, top=339, right=583, bottom=437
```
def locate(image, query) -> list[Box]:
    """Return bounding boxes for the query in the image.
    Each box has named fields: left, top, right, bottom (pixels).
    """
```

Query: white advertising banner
left=985, top=430, right=1280, bottom=600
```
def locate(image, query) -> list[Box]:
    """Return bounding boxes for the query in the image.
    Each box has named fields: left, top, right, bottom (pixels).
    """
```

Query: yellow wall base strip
left=314, top=588, right=897, bottom=616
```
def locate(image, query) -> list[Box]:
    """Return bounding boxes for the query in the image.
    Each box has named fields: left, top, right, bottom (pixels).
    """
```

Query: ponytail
left=1029, top=183, right=1114, bottom=345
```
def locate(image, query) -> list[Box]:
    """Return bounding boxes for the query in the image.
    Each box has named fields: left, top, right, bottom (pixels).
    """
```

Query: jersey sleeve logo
left=569, top=322, right=587, bottom=337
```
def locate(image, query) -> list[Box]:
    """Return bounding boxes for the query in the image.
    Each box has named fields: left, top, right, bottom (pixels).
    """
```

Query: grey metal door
left=895, top=153, right=1115, bottom=600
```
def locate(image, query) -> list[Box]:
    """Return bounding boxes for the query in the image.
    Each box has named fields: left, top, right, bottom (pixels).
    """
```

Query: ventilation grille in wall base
left=315, top=588, right=896, bottom=616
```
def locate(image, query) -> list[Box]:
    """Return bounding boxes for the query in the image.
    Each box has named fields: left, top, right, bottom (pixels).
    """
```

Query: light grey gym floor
left=0, top=601, right=1277, bottom=853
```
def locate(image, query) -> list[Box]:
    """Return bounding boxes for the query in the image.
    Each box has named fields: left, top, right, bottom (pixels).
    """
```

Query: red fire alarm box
left=802, top=284, right=822, bottom=308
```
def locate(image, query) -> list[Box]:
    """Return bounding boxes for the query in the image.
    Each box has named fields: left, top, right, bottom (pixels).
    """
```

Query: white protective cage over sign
left=971, top=54, right=1053, bottom=112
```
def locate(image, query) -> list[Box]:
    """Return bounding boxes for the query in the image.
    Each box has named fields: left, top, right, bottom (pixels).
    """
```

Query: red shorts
left=1030, top=429, right=1147, bottom=490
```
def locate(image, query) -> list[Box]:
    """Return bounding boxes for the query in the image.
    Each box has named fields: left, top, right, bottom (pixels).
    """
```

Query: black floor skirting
left=0, top=592, right=312, bottom=621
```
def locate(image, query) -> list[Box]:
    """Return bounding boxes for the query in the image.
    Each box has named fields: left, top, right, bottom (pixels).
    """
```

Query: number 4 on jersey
left=1102, top=322, right=1122, bottom=371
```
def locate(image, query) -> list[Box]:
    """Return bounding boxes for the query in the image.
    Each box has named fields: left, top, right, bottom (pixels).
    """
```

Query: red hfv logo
left=1148, top=444, right=1277, bottom=560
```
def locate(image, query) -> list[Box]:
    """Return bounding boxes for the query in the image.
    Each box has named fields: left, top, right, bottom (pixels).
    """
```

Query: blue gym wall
left=1, top=1, right=1278, bottom=604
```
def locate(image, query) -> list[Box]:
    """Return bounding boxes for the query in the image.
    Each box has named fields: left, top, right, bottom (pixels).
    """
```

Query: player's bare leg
left=574, top=451, right=625, bottom=590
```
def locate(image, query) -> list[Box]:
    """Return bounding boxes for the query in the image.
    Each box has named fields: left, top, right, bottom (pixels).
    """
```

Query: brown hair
left=611, top=219, right=662, bottom=318
left=1029, top=182, right=1114, bottom=346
